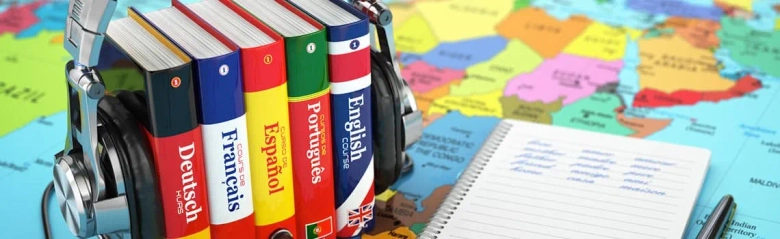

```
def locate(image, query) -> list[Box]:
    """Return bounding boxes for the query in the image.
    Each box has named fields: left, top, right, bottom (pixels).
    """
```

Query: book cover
left=288, top=0, right=375, bottom=237
left=99, top=7, right=213, bottom=239
left=141, top=1, right=257, bottom=238
left=236, top=1, right=336, bottom=238
left=218, top=0, right=299, bottom=238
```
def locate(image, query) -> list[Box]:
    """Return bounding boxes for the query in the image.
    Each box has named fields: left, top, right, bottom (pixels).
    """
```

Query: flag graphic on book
left=347, top=203, right=373, bottom=228
left=305, top=217, right=333, bottom=239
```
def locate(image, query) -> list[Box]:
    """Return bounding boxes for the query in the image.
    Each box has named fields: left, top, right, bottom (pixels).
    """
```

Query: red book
left=103, top=7, right=213, bottom=239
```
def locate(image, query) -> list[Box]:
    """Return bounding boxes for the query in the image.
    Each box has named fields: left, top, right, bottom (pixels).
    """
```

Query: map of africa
left=1, top=0, right=780, bottom=238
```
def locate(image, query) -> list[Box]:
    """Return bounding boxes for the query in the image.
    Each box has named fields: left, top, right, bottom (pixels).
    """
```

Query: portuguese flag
left=305, top=217, right=334, bottom=239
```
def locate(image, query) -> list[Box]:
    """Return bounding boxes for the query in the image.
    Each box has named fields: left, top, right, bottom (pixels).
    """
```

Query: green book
left=231, top=1, right=336, bottom=239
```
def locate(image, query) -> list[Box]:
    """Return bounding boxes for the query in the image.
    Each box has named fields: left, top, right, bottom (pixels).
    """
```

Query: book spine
left=240, top=44, right=298, bottom=238
left=191, top=52, right=256, bottom=239
left=144, top=66, right=212, bottom=239
left=324, top=20, right=375, bottom=238
left=284, top=30, right=337, bottom=239
left=128, top=9, right=212, bottom=238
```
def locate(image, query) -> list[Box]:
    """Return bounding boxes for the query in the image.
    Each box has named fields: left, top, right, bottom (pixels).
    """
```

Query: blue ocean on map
left=532, top=0, right=667, bottom=30
left=0, top=112, right=73, bottom=239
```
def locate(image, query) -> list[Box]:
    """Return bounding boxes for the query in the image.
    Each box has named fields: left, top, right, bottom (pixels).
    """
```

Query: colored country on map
left=0, top=31, right=71, bottom=137
left=627, top=0, right=723, bottom=21
left=552, top=92, right=634, bottom=136
left=717, top=0, right=753, bottom=12
left=496, top=7, right=591, bottom=58
left=0, top=1, right=43, bottom=35
left=387, top=2, right=418, bottom=29
left=365, top=226, right=417, bottom=239
left=17, top=0, right=67, bottom=38
left=716, top=4, right=756, bottom=22
left=504, top=53, right=623, bottom=105
left=394, top=13, right=438, bottom=54
left=390, top=112, right=500, bottom=210
left=375, top=189, right=396, bottom=202
left=49, top=33, right=62, bottom=43
left=513, top=0, right=531, bottom=11
left=656, top=16, right=721, bottom=49
left=414, top=0, right=514, bottom=42
left=369, top=186, right=451, bottom=236
left=614, top=109, right=673, bottom=138
left=563, top=22, right=642, bottom=61
left=427, top=90, right=503, bottom=117
left=718, top=17, right=780, bottom=78
left=633, top=74, right=762, bottom=108
left=414, top=79, right=458, bottom=113
left=422, top=113, right=443, bottom=127
left=500, top=96, right=562, bottom=124
left=402, top=61, right=464, bottom=93
left=450, top=39, right=543, bottom=96
left=399, top=36, right=507, bottom=70
left=636, top=34, right=734, bottom=93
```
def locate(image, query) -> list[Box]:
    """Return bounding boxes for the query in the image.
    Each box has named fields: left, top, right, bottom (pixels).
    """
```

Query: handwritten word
left=527, top=140, right=551, bottom=147
left=634, top=157, right=675, bottom=166
left=522, top=147, right=565, bottom=156
left=516, top=153, right=556, bottom=162
left=581, top=149, right=613, bottom=156
left=510, top=166, right=542, bottom=175
left=510, top=159, right=555, bottom=169
left=570, top=170, right=609, bottom=179
left=619, top=185, right=666, bottom=196
left=0, top=81, right=46, bottom=104
left=623, top=178, right=650, bottom=185
left=566, top=177, right=595, bottom=184
left=577, top=156, right=616, bottom=164
left=623, top=171, right=654, bottom=178
left=569, top=162, right=609, bottom=171
left=629, top=164, right=660, bottom=172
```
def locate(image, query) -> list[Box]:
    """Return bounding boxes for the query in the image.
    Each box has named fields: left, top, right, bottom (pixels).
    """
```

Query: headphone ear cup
left=370, top=51, right=405, bottom=194
left=98, top=94, right=165, bottom=238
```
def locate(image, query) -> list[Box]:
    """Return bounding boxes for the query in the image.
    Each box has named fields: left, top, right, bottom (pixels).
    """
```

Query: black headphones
left=43, top=0, right=422, bottom=238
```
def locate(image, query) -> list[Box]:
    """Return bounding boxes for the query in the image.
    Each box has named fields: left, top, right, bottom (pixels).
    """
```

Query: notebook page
left=435, top=120, right=710, bottom=239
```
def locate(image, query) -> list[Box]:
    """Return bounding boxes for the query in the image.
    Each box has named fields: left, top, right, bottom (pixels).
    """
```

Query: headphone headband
left=351, top=0, right=423, bottom=151
left=53, top=1, right=424, bottom=238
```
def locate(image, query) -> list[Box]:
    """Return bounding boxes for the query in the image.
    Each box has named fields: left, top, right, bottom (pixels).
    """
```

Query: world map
left=1, top=0, right=780, bottom=238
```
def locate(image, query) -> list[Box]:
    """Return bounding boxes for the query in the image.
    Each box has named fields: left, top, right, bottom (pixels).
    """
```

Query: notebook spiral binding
left=419, top=121, right=514, bottom=239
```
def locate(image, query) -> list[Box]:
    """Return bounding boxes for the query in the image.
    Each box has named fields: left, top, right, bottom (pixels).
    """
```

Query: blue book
left=287, top=1, right=375, bottom=238
left=133, top=3, right=257, bottom=238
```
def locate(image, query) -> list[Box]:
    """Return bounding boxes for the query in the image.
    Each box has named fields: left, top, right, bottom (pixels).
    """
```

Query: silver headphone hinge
left=65, top=62, right=107, bottom=202
left=351, top=0, right=424, bottom=163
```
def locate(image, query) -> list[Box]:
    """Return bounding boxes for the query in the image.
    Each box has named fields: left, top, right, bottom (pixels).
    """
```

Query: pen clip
left=696, top=195, right=736, bottom=239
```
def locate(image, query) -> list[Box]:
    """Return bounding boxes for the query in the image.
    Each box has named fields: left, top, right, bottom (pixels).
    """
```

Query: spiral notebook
left=420, top=119, right=711, bottom=239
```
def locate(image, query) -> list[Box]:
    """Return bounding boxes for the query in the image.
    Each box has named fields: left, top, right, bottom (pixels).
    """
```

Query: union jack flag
left=347, top=203, right=373, bottom=227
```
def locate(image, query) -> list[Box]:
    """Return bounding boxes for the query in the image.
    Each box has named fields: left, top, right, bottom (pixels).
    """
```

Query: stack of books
left=96, top=0, right=376, bottom=238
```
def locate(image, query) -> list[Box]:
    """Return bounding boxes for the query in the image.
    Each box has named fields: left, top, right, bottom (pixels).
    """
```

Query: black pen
left=696, top=194, right=737, bottom=239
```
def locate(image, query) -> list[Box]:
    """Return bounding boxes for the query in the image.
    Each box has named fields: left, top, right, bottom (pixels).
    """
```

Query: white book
left=420, top=119, right=710, bottom=239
